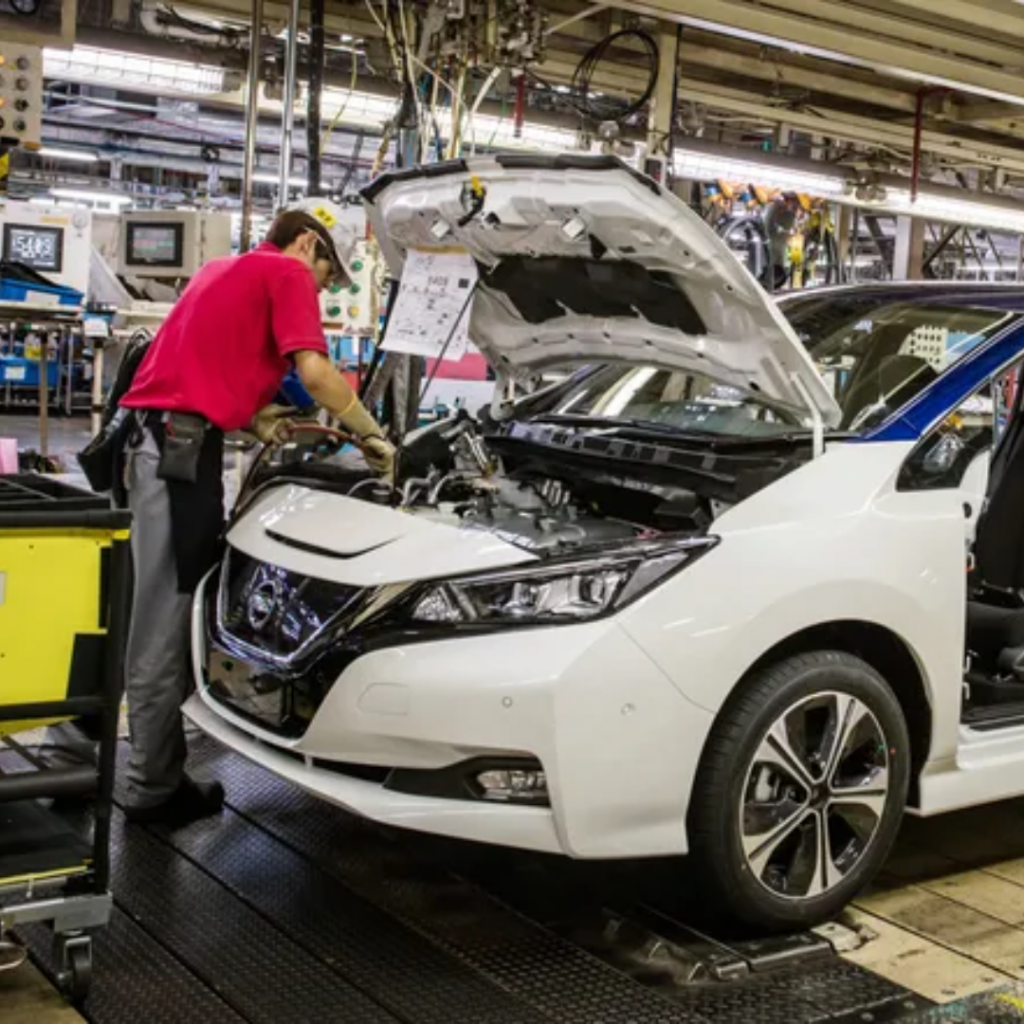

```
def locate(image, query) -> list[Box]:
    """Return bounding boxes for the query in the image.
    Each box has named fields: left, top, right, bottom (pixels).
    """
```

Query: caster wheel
left=56, top=937, right=92, bottom=1005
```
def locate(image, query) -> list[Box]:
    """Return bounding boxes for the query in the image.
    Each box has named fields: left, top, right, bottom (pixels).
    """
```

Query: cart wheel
left=56, top=936, right=92, bottom=1004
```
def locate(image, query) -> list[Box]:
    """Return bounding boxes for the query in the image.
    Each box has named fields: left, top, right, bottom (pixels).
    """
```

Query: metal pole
left=307, top=0, right=325, bottom=194
left=241, top=0, right=264, bottom=251
left=850, top=207, right=859, bottom=283
left=278, top=0, right=301, bottom=206
left=910, top=89, right=925, bottom=205
left=644, top=23, right=680, bottom=185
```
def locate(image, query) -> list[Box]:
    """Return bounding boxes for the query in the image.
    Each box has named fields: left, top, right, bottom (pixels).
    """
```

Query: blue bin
left=0, top=356, right=60, bottom=388
left=0, top=278, right=83, bottom=308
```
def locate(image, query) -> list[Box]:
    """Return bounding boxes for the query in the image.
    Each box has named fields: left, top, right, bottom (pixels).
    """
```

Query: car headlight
left=409, top=537, right=717, bottom=626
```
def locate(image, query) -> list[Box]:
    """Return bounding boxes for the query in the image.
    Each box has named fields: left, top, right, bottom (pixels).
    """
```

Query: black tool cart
left=0, top=474, right=131, bottom=1002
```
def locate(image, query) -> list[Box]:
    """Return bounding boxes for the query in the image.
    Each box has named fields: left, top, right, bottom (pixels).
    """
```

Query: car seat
left=967, top=601, right=1024, bottom=677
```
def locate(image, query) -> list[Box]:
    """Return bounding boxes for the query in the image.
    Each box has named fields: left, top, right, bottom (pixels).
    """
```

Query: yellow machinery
left=0, top=474, right=131, bottom=1003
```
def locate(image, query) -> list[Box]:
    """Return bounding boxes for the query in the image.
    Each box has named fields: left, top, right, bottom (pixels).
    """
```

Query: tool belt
left=139, top=410, right=226, bottom=595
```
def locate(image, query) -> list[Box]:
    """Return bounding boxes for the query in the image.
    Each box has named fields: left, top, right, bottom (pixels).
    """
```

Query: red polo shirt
left=121, top=242, right=327, bottom=432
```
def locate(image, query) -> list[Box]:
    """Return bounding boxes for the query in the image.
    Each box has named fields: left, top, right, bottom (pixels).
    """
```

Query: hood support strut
left=792, top=373, right=825, bottom=458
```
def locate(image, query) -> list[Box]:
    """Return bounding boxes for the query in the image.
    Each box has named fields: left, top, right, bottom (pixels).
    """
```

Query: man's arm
left=293, top=350, right=381, bottom=437
left=292, top=350, right=395, bottom=476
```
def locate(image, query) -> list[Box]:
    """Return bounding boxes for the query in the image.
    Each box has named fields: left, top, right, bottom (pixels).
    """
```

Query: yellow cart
left=0, top=474, right=131, bottom=1003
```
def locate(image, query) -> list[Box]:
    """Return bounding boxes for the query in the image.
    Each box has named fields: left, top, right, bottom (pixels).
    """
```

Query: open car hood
left=362, top=155, right=840, bottom=426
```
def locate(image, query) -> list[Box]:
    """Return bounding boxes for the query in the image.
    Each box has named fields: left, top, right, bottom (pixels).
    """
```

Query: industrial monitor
left=116, top=210, right=232, bottom=279
left=124, top=222, right=185, bottom=270
left=0, top=201, right=90, bottom=295
left=2, top=223, right=64, bottom=273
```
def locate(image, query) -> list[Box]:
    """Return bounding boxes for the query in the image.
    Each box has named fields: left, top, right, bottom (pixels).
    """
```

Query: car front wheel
left=689, top=650, right=910, bottom=932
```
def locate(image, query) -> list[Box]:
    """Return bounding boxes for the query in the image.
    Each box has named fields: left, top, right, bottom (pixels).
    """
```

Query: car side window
left=897, top=362, right=1023, bottom=491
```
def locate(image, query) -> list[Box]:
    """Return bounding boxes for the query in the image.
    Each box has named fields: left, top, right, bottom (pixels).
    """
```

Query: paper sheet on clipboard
left=382, top=248, right=479, bottom=362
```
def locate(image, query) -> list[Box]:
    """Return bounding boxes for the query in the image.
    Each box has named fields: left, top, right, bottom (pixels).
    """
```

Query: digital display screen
left=126, top=222, right=184, bottom=268
left=2, top=224, right=64, bottom=273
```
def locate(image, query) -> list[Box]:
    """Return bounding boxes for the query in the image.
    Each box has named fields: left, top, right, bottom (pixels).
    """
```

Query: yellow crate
left=0, top=526, right=128, bottom=738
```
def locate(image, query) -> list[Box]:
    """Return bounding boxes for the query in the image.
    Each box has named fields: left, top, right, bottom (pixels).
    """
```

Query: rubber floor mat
left=186, top=735, right=923, bottom=1024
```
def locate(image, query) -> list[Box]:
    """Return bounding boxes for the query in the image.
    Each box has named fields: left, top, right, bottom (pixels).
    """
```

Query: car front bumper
left=187, top=571, right=715, bottom=859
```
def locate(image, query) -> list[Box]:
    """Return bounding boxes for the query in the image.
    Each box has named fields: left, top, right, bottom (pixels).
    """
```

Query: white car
left=186, top=156, right=1024, bottom=931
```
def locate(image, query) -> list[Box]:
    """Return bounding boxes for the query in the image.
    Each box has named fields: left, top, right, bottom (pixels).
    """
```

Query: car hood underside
left=362, top=154, right=841, bottom=427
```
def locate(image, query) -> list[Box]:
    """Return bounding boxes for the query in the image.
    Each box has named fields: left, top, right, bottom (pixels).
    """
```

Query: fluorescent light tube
left=36, top=147, right=99, bottom=163
left=252, top=172, right=307, bottom=187
left=50, top=188, right=132, bottom=206
left=673, top=147, right=849, bottom=196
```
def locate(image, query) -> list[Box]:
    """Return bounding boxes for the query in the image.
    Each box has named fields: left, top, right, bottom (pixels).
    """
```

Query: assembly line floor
left=5, top=414, right=1024, bottom=1022
left=2, top=732, right=1024, bottom=1024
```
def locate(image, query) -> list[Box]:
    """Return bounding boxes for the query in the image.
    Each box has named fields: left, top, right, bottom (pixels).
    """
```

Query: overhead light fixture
left=252, top=172, right=307, bottom=188
left=673, top=146, right=850, bottom=197
left=886, top=190, right=1024, bottom=235
left=36, top=146, right=99, bottom=163
left=845, top=175, right=1024, bottom=235
left=44, top=45, right=226, bottom=96
left=50, top=188, right=132, bottom=207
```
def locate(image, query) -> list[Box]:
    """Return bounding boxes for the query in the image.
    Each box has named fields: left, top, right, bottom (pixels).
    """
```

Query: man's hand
left=291, top=350, right=394, bottom=477
left=251, top=404, right=297, bottom=445
left=361, top=435, right=396, bottom=480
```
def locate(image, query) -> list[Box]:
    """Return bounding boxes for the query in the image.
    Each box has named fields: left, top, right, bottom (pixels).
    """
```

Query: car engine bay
left=238, top=408, right=816, bottom=558
left=394, top=422, right=682, bottom=553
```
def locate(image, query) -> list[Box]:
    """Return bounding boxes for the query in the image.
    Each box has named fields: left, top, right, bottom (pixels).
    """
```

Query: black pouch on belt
left=157, top=411, right=209, bottom=483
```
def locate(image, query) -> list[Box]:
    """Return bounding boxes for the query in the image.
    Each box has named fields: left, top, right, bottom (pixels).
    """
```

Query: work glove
left=335, top=397, right=395, bottom=480
left=360, top=434, right=396, bottom=480
left=250, top=404, right=298, bottom=445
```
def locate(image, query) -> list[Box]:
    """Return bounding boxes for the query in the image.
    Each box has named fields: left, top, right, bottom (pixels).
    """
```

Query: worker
left=56, top=199, right=395, bottom=826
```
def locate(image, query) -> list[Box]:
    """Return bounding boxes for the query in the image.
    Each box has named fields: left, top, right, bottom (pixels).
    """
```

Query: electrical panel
left=0, top=44, right=43, bottom=147
left=321, top=238, right=379, bottom=336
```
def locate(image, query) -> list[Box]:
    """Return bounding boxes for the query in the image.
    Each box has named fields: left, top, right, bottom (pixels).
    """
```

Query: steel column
left=278, top=0, right=301, bottom=207
left=307, top=0, right=325, bottom=194
left=644, top=24, right=681, bottom=184
left=893, top=216, right=926, bottom=280
left=240, top=0, right=264, bottom=251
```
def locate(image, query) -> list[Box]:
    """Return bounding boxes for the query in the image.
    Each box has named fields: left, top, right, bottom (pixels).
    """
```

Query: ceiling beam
left=609, top=0, right=1024, bottom=102
left=678, top=42, right=918, bottom=113
left=767, top=0, right=1024, bottom=69
left=950, top=99, right=1024, bottom=126
left=881, top=0, right=1024, bottom=41
left=676, top=76, right=1024, bottom=174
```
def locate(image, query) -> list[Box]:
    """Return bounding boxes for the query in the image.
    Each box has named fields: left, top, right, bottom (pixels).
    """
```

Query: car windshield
left=520, top=298, right=1017, bottom=439
left=786, top=298, right=1017, bottom=432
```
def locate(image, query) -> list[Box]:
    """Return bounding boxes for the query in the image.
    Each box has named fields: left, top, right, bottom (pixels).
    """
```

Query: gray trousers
left=49, top=434, right=193, bottom=808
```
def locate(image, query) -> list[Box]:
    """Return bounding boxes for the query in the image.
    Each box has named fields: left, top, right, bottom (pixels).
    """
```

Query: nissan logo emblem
left=247, top=579, right=281, bottom=631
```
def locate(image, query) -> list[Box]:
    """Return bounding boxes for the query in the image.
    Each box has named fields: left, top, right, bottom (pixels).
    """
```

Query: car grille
left=218, top=550, right=363, bottom=662
left=206, top=652, right=343, bottom=739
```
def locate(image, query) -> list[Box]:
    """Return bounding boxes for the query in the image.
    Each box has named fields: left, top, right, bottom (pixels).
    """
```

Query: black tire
left=688, top=650, right=910, bottom=932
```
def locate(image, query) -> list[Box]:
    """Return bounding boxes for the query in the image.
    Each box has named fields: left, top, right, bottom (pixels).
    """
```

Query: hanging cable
left=396, top=0, right=428, bottom=160
left=467, top=65, right=502, bottom=155
left=321, top=55, right=359, bottom=152
left=570, top=28, right=659, bottom=123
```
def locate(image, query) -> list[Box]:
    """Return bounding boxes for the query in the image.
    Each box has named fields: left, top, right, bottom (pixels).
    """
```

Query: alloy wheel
left=739, top=690, right=891, bottom=900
